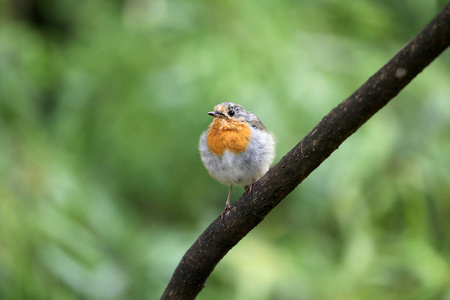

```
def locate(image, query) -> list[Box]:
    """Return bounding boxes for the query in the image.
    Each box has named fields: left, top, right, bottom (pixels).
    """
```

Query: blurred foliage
left=0, top=0, right=449, bottom=299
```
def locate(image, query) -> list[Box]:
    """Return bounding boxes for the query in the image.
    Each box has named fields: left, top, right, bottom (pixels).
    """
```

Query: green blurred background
left=1, top=0, right=450, bottom=299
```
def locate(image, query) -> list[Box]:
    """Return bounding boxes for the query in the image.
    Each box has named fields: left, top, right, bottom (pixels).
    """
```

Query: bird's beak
left=208, top=111, right=224, bottom=118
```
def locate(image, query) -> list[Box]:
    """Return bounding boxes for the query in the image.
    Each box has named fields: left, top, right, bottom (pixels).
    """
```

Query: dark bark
left=162, top=3, right=450, bottom=299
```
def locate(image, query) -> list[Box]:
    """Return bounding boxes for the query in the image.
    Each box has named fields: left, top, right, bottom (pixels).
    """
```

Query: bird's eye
left=228, top=110, right=235, bottom=116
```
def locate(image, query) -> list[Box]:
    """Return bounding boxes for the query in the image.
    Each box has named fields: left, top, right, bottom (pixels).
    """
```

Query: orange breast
left=206, top=119, right=251, bottom=156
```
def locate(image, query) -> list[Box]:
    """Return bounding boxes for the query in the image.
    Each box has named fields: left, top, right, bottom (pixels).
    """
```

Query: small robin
left=199, top=102, right=275, bottom=220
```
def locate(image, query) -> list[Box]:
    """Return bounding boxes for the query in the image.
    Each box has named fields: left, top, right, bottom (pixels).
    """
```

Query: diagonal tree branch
left=162, top=3, right=450, bottom=299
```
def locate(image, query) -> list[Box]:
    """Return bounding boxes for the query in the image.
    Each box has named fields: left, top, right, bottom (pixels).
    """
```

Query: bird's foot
left=220, top=203, right=231, bottom=221
left=245, top=179, right=257, bottom=196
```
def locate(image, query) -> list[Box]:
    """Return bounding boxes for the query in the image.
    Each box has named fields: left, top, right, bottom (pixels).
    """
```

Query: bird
left=199, top=102, right=275, bottom=220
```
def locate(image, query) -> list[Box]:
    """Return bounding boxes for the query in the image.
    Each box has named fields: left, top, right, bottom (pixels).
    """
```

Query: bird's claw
left=220, top=204, right=231, bottom=221
left=245, top=179, right=257, bottom=195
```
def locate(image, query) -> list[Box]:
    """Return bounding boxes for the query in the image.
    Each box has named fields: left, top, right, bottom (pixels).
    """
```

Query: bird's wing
left=247, top=117, right=267, bottom=131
